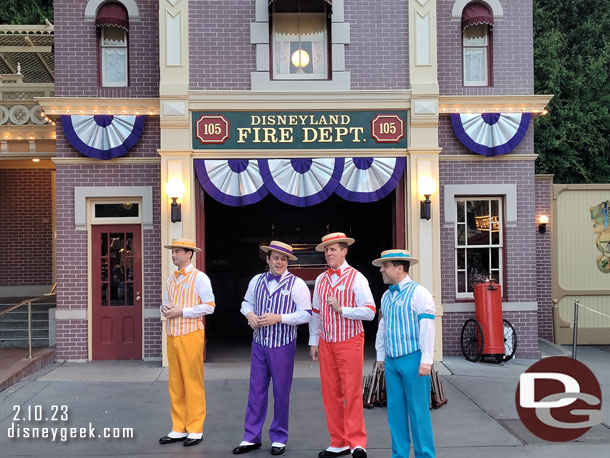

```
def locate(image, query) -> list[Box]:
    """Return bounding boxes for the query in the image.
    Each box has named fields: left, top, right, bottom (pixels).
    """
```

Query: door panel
left=92, top=224, right=142, bottom=359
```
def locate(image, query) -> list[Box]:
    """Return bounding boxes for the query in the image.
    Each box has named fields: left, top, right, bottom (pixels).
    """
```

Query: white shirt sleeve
left=308, top=273, right=323, bottom=346
left=375, top=316, right=386, bottom=361
left=240, top=275, right=260, bottom=318
left=413, top=285, right=436, bottom=365
left=341, top=271, right=376, bottom=321
left=182, top=271, right=216, bottom=319
left=161, top=287, right=169, bottom=315
left=281, top=277, right=312, bottom=326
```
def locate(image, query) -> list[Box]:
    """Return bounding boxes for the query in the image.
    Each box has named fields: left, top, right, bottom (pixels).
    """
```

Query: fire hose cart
left=460, top=280, right=517, bottom=363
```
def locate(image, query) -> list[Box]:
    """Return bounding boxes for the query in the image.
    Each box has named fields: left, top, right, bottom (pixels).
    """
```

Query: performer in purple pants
left=232, top=241, right=312, bottom=456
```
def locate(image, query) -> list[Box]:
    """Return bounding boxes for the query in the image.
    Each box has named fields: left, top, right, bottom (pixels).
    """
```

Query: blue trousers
left=385, top=351, right=435, bottom=458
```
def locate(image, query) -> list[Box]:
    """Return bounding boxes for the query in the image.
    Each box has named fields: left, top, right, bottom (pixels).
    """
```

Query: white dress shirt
left=161, top=264, right=215, bottom=319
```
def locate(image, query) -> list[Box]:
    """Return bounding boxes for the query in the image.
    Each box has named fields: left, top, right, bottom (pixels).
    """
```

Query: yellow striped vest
left=166, top=268, right=204, bottom=336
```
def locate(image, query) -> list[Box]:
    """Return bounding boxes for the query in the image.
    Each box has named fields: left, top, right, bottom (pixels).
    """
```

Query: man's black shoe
left=183, top=437, right=202, bottom=447
left=158, top=435, right=186, bottom=444
left=232, top=443, right=262, bottom=454
left=318, top=450, right=351, bottom=457
left=352, top=448, right=367, bottom=458
left=271, top=446, right=285, bottom=455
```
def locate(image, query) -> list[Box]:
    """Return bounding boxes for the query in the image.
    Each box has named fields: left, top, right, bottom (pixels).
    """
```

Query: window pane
left=467, top=248, right=490, bottom=280
left=95, top=203, right=139, bottom=218
left=103, top=48, right=127, bottom=84
left=101, top=283, right=108, bottom=306
left=457, top=248, right=465, bottom=269
left=101, top=258, right=108, bottom=282
left=491, top=200, right=501, bottom=244
left=491, top=247, right=499, bottom=269
left=126, top=283, right=133, bottom=306
left=457, top=224, right=466, bottom=245
left=463, top=24, right=488, bottom=46
left=467, top=200, right=491, bottom=245
left=457, top=200, right=465, bottom=222
left=464, top=48, right=487, bottom=84
left=102, top=27, right=126, bottom=46
left=457, top=271, right=466, bottom=293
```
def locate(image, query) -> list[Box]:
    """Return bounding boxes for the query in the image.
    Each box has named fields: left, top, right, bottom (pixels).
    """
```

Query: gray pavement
left=0, top=340, right=609, bottom=458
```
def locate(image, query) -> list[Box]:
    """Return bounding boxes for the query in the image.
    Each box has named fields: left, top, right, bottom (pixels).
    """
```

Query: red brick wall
left=54, top=0, right=159, bottom=97
left=535, top=177, right=553, bottom=341
left=0, top=169, right=54, bottom=287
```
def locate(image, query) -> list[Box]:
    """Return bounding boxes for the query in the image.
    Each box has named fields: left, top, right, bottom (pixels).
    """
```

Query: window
left=271, top=0, right=330, bottom=80
left=455, top=198, right=503, bottom=297
left=461, top=2, right=493, bottom=86
left=96, top=2, right=129, bottom=87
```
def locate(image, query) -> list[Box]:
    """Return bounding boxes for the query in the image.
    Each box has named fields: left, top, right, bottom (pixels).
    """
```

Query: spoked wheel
left=502, top=319, right=517, bottom=362
left=461, top=319, right=484, bottom=362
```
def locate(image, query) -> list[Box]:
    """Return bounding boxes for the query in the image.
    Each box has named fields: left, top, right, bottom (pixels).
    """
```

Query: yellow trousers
left=167, top=329, right=206, bottom=434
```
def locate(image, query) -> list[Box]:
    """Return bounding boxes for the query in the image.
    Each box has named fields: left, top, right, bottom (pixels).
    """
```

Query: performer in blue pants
left=372, top=249, right=436, bottom=458
left=233, top=241, right=311, bottom=456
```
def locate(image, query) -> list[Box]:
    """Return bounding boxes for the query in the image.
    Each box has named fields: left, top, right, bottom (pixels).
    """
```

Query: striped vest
left=166, top=268, right=204, bottom=337
left=317, top=266, right=362, bottom=343
left=381, top=281, right=420, bottom=358
left=253, top=273, right=298, bottom=348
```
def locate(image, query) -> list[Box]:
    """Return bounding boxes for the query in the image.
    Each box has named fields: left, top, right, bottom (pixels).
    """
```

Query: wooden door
left=92, top=225, right=143, bottom=359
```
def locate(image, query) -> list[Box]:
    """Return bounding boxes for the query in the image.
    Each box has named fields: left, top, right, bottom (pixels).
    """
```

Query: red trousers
left=319, top=333, right=367, bottom=449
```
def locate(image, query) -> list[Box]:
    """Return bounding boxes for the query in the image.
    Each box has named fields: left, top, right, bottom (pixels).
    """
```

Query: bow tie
left=267, top=272, right=282, bottom=282
left=174, top=268, right=186, bottom=278
left=328, top=268, right=341, bottom=277
left=389, top=284, right=401, bottom=293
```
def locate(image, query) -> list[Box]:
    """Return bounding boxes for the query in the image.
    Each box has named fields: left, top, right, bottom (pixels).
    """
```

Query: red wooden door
left=92, top=225, right=142, bottom=360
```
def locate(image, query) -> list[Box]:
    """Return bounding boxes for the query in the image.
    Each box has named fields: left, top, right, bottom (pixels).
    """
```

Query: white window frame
left=455, top=197, right=503, bottom=299
left=463, top=24, right=489, bottom=87
left=101, top=27, right=128, bottom=87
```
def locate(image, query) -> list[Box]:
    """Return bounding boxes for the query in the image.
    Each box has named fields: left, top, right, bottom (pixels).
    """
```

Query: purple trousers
left=243, top=339, right=297, bottom=445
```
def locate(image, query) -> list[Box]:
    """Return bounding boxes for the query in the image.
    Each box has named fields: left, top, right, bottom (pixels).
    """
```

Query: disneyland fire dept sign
left=192, top=111, right=407, bottom=150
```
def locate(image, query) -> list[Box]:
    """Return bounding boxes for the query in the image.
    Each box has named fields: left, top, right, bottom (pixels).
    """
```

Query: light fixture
left=538, top=214, right=549, bottom=234
left=31, top=158, right=40, bottom=163
left=291, top=49, right=310, bottom=71
left=166, top=179, right=185, bottom=223
left=418, top=177, right=437, bottom=221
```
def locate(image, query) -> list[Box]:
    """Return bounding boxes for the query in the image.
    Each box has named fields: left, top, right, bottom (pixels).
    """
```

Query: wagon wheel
left=460, top=319, right=484, bottom=362
left=502, top=319, right=517, bottom=362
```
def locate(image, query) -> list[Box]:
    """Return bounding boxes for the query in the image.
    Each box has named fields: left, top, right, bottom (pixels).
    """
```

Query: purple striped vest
left=253, top=272, right=298, bottom=348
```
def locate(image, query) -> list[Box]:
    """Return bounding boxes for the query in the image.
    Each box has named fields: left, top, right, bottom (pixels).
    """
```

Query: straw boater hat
left=163, top=238, right=201, bottom=253
left=372, top=249, right=419, bottom=267
left=315, top=232, right=356, bottom=252
left=260, top=241, right=298, bottom=261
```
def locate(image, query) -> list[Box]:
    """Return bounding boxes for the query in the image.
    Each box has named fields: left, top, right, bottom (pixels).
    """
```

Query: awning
left=268, top=0, right=332, bottom=8
left=61, top=115, right=146, bottom=160
left=95, top=2, right=129, bottom=31
left=461, top=2, right=493, bottom=30
left=450, top=113, right=531, bottom=157
left=195, top=157, right=405, bottom=207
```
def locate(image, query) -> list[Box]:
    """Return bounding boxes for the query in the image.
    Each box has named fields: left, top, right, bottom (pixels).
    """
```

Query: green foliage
left=0, top=0, right=53, bottom=25
left=534, top=0, right=610, bottom=183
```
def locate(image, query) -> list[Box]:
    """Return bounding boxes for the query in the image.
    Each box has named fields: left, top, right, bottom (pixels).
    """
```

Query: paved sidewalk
left=0, top=341, right=608, bottom=457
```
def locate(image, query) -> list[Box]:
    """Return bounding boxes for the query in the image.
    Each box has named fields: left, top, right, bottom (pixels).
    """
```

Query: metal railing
left=0, top=284, right=56, bottom=359
left=572, top=300, right=610, bottom=360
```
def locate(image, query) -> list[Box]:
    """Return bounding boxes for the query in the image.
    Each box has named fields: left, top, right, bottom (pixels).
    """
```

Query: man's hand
left=163, top=305, right=183, bottom=318
left=310, top=345, right=319, bottom=361
left=419, top=363, right=432, bottom=376
left=376, top=360, right=385, bottom=371
left=328, top=296, right=342, bottom=314
left=259, top=313, right=281, bottom=327
left=246, top=312, right=260, bottom=329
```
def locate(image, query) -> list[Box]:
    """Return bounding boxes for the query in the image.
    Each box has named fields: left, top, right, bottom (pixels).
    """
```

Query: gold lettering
left=263, top=128, right=278, bottom=143
left=328, top=115, right=339, bottom=125
left=335, top=127, right=349, bottom=142
left=289, top=115, right=298, bottom=125
left=299, top=115, right=309, bottom=125
left=252, top=127, right=262, bottom=143
left=302, top=127, right=317, bottom=143
left=237, top=128, right=251, bottom=143
left=276, top=115, right=287, bottom=125
left=350, top=127, right=364, bottom=142
left=318, top=127, right=333, bottom=142
left=318, top=115, right=328, bottom=125
left=340, top=115, right=350, bottom=125
left=279, top=127, right=293, bottom=143
left=251, top=115, right=261, bottom=126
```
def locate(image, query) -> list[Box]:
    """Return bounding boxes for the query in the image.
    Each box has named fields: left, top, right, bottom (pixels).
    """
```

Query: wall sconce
left=166, top=179, right=184, bottom=223
left=418, top=177, right=437, bottom=221
left=538, top=214, right=549, bottom=234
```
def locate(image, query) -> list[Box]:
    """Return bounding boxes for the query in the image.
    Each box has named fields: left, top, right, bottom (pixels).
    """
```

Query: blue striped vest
left=381, top=280, right=421, bottom=358
left=253, top=272, right=298, bottom=348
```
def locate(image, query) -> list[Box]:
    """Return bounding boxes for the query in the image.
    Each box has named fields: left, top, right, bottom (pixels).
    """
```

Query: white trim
left=444, top=301, right=537, bottom=312
left=56, top=309, right=88, bottom=320
left=144, top=308, right=161, bottom=318
left=0, top=285, right=52, bottom=297
left=444, top=184, right=517, bottom=226
left=451, top=0, right=504, bottom=19
left=84, top=0, right=140, bottom=21
left=74, top=186, right=153, bottom=231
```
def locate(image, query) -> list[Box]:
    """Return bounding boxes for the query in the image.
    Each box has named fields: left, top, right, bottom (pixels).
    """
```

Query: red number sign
left=370, top=114, right=405, bottom=143
left=196, top=115, right=230, bottom=144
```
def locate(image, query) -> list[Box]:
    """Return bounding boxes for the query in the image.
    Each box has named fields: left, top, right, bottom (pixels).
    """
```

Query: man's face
left=325, top=243, right=347, bottom=269
left=380, top=261, right=402, bottom=285
left=267, top=251, right=289, bottom=276
left=171, top=248, right=192, bottom=268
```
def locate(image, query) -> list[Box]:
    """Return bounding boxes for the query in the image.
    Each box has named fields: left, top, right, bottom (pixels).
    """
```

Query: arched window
left=269, top=0, right=331, bottom=80
left=96, top=2, right=129, bottom=87
left=462, top=2, right=493, bottom=86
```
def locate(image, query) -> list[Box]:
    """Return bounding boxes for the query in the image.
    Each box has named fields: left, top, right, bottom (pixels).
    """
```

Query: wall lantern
left=418, top=176, right=437, bottom=221
left=538, top=214, right=549, bottom=234
left=166, top=179, right=185, bottom=223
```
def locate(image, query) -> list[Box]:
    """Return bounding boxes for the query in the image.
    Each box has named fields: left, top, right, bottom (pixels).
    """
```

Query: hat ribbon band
left=323, top=234, right=347, bottom=243
left=268, top=244, right=294, bottom=256
left=381, top=252, right=412, bottom=259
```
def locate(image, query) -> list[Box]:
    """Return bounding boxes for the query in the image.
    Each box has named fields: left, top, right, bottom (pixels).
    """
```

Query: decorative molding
left=84, top=0, right=140, bottom=21
left=415, top=12, right=430, bottom=66
left=440, top=154, right=538, bottom=161
left=162, top=100, right=186, bottom=116
left=165, top=10, right=182, bottom=67
left=451, top=0, right=503, bottom=19
left=53, top=157, right=160, bottom=165
left=443, top=183, right=518, bottom=225
left=440, top=95, right=553, bottom=116
left=37, top=97, right=160, bottom=116
left=56, top=309, right=88, bottom=320
left=444, top=301, right=537, bottom=312
left=189, top=149, right=408, bottom=160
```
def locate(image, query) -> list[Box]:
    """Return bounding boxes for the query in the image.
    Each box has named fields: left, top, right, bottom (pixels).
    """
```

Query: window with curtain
left=455, top=197, right=503, bottom=298
left=96, top=2, right=129, bottom=87
left=462, top=2, right=493, bottom=86
left=271, top=0, right=329, bottom=80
